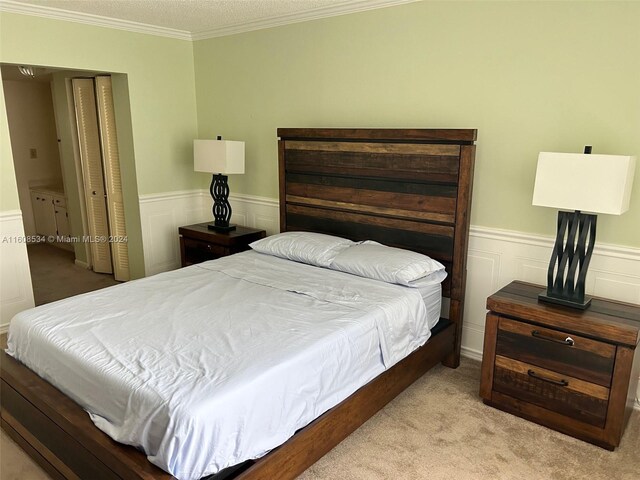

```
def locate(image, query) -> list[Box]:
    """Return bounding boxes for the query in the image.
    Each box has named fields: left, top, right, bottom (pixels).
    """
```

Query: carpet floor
left=27, top=243, right=119, bottom=306
left=1, top=358, right=637, bottom=479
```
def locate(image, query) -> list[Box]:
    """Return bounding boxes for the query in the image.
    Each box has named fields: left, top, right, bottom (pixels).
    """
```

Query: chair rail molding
left=138, top=190, right=280, bottom=276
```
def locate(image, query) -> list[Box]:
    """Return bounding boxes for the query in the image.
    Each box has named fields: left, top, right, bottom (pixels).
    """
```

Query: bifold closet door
left=72, top=78, right=113, bottom=275
left=95, top=76, right=130, bottom=282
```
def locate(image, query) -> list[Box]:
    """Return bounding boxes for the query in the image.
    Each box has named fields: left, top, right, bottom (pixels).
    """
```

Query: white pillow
left=249, top=231, right=354, bottom=267
left=405, top=269, right=448, bottom=287
left=330, top=240, right=446, bottom=286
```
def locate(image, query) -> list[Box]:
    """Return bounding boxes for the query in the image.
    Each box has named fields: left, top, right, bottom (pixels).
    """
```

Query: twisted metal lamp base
left=538, top=210, right=596, bottom=310
left=208, top=173, right=236, bottom=232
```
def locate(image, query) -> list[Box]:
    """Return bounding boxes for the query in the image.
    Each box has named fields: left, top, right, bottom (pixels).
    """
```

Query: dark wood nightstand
left=178, top=223, right=266, bottom=267
left=480, top=281, right=640, bottom=450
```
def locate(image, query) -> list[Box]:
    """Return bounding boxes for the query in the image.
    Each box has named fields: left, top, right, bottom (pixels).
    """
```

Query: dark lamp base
left=540, top=210, right=597, bottom=312
left=208, top=173, right=236, bottom=234
left=207, top=223, right=236, bottom=233
left=538, top=291, right=592, bottom=310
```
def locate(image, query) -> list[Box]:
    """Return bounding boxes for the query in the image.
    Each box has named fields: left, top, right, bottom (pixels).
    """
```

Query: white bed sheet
left=7, top=251, right=441, bottom=480
left=416, top=281, right=442, bottom=329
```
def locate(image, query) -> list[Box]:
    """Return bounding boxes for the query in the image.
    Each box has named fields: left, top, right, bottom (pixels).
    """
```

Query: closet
left=72, top=76, right=129, bottom=281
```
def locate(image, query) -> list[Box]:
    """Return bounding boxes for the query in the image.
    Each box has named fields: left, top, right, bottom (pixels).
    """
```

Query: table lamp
left=194, top=137, right=245, bottom=232
left=532, top=147, right=636, bottom=309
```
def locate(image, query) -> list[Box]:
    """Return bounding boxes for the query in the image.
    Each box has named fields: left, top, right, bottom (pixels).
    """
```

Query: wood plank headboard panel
left=278, top=128, right=476, bottom=365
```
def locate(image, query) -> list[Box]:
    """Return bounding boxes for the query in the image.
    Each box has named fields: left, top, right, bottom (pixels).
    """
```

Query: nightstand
left=480, top=281, right=640, bottom=450
left=178, top=223, right=266, bottom=267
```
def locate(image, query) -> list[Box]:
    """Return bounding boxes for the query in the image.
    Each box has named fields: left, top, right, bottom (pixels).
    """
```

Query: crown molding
left=191, top=0, right=421, bottom=40
left=0, top=0, right=421, bottom=42
left=0, top=0, right=192, bottom=40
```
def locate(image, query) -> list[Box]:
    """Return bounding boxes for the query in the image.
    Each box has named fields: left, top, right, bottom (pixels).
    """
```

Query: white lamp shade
left=194, top=139, right=245, bottom=174
left=532, top=152, right=636, bottom=215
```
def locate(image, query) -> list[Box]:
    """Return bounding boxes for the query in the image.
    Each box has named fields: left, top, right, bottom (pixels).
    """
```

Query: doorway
left=1, top=65, right=129, bottom=305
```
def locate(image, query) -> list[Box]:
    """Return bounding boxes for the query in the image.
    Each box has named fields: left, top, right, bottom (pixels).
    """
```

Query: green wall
left=0, top=12, right=199, bottom=195
left=2, top=2, right=639, bottom=251
left=0, top=11, right=200, bottom=277
left=193, top=1, right=640, bottom=247
left=0, top=80, right=19, bottom=211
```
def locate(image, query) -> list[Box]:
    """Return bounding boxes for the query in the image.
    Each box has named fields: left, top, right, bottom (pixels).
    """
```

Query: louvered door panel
left=72, top=78, right=113, bottom=274
left=95, top=76, right=129, bottom=281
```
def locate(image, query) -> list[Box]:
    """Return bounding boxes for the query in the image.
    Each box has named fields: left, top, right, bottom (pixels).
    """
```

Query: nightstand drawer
left=496, top=317, right=615, bottom=387
left=482, top=282, right=640, bottom=450
left=182, top=238, right=227, bottom=259
left=179, top=224, right=266, bottom=267
left=493, top=355, right=609, bottom=428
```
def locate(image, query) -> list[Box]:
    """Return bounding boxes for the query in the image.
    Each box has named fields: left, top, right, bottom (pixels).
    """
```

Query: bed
left=0, top=127, right=477, bottom=479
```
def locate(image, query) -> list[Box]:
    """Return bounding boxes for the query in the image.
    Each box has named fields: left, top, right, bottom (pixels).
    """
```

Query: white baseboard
left=461, top=346, right=483, bottom=363
left=74, top=259, right=90, bottom=269
left=0, top=210, right=35, bottom=330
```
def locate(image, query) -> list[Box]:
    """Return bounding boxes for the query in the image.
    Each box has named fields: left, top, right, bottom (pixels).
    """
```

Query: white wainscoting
left=228, top=193, right=280, bottom=236
left=464, top=227, right=640, bottom=409
left=0, top=210, right=35, bottom=332
left=139, top=191, right=211, bottom=276
left=462, top=227, right=640, bottom=358
left=139, top=190, right=640, bottom=406
left=138, top=190, right=281, bottom=276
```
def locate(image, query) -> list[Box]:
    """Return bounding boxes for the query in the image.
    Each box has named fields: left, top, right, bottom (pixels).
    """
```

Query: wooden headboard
left=278, top=128, right=476, bottom=365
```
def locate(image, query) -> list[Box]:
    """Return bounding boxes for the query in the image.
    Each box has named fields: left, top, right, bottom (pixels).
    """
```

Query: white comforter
left=7, top=251, right=434, bottom=479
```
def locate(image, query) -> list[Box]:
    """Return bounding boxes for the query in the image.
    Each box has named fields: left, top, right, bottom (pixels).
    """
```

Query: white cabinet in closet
left=31, top=191, right=57, bottom=237
left=30, top=189, right=70, bottom=243
left=54, top=200, right=70, bottom=239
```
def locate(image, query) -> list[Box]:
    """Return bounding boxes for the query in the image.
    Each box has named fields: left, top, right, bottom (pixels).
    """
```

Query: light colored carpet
left=1, top=358, right=637, bottom=479
left=298, top=359, right=639, bottom=480
left=27, top=243, right=119, bottom=306
left=0, top=430, right=50, bottom=480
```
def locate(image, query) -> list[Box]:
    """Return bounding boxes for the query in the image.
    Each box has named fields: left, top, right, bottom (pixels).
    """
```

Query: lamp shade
left=532, top=152, right=636, bottom=215
left=194, top=139, right=245, bottom=175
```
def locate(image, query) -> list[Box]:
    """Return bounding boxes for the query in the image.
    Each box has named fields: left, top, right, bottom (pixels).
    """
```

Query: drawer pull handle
left=531, top=330, right=574, bottom=346
left=527, top=369, right=569, bottom=387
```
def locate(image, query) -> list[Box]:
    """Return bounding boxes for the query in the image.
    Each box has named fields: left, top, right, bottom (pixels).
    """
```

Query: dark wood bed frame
left=1, top=128, right=476, bottom=480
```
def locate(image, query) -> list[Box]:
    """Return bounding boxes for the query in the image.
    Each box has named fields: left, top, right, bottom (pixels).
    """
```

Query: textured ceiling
left=6, top=0, right=407, bottom=36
